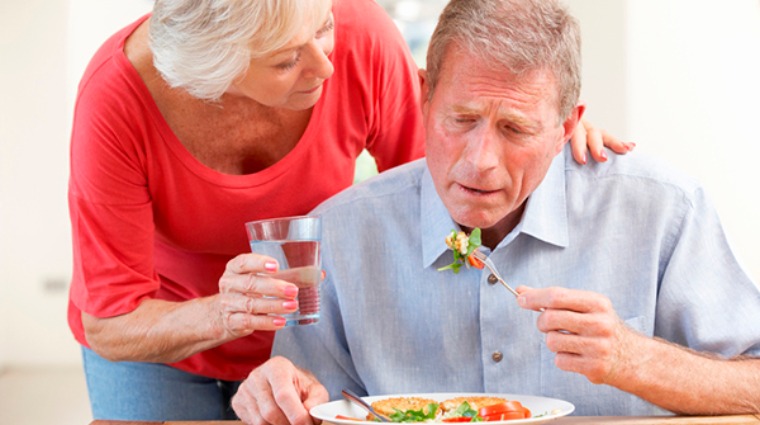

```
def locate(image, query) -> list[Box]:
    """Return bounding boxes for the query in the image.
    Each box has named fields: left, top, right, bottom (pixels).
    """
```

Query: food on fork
left=438, top=228, right=485, bottom=273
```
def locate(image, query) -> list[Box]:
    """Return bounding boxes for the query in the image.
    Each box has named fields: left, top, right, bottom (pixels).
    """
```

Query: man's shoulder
left=564, top=146, right=703, bottom=200
left=313, top=159, right=426, bottom=216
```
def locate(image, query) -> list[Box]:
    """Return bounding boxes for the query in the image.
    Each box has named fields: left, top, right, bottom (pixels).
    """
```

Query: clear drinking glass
left=245, top=216, right=322, bottom=326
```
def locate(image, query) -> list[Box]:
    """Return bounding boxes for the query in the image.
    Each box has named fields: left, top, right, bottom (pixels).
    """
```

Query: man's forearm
left=610, top=334, right=760, bottom=414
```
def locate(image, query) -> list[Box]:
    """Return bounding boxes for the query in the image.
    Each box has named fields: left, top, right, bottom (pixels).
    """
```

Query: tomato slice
left=467, top=254, right=485, bottom=269
left=336, top=414, right=367, bottom=421
left=478, top=401, right=531, bottom=421
left=483, top=411, right=525, bottom=421
left=442, top=417, right=473, bottom=422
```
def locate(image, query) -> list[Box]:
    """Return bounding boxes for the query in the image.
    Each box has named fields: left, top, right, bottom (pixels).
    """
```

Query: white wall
left=1, top=1, right=758, bottom=368
left=0, top=0, right=151, bottom=368
left=624, top=0, right=760, bottom=279
left=1, top=0, right=71, bottom=368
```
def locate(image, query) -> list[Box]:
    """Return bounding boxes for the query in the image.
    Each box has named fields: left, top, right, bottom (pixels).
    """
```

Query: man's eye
left=453, top=117, right=477, bottom=124
left=503, top=125, right=524, bottom=135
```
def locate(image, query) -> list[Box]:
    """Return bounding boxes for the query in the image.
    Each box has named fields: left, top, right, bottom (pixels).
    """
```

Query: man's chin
left=450, top=212, right=500, bottom=231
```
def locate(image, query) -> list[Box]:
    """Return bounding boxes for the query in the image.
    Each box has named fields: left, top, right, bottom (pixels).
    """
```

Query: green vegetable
left=437, top=228, right=482, bottom=274
left=451, top=401, right=482, bottom=421
left=389, top=403, right=439, bottom=422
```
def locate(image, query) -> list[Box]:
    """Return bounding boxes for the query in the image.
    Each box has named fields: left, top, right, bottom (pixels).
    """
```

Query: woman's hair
left=425, top=0, right=581, bottom=120
left=150, top=0, right=332, bottom=100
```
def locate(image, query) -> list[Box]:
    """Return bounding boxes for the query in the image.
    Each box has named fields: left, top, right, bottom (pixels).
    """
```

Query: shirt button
left=487, top=274, right=498, bottom=285
left=492, top=351, right=504, bottom=362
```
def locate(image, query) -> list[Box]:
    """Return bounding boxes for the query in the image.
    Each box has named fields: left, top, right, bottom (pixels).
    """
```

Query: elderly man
left=232, top=0, right=760, bottom=423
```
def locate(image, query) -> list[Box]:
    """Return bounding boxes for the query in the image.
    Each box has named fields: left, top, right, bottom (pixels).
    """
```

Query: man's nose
left=464, top=126, right=501, bottom=171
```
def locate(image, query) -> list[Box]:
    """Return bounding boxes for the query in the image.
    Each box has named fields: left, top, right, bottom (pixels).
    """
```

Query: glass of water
left=245, top=216, right=322, bottom=326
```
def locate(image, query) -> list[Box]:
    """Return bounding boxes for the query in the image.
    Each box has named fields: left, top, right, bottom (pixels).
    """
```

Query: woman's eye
left=316, top=20, right=334, bottom=37
left=276, top=54, right=301, bottom=70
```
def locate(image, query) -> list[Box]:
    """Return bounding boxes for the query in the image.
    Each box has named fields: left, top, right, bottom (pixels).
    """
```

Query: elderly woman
left=68, top=0, right=629, bottom=421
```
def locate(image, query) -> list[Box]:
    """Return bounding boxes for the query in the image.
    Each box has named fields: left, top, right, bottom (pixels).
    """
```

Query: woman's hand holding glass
left=217, top=253, right=300, bottom=337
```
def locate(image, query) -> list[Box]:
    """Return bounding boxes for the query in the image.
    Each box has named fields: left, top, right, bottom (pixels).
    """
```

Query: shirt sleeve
left=356, top=0, right=426, bottom=172
left=655, top=186, right=760, bottom=357
left=68, top=66, right=159, bottom=318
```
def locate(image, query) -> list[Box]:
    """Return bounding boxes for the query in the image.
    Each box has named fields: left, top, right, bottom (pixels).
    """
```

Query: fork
left=341, top=388, right=390, bottom=422
left=471, top=250, right=520, bottom=298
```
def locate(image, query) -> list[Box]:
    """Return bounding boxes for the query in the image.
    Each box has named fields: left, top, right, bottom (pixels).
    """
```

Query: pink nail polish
left=264, top=261, right=277, bottom=272
left=283, top=300, right=298, bottom=310
left=272, top=317, right=287, bottom=327
left=284, top=286, right=299, bottom=298
left=600, top=150, right=608, bottom=160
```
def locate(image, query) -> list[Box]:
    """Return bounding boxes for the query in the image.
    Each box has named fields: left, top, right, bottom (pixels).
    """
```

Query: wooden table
left=90, top=415, right=760, bottom=425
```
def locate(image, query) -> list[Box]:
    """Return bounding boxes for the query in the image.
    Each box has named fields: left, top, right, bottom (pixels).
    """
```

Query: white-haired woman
left=67, top=0, right=630, bottom=420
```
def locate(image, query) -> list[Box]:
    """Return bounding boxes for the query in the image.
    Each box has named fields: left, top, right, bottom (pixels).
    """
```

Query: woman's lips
left=300, top=84, right=322, bottom=94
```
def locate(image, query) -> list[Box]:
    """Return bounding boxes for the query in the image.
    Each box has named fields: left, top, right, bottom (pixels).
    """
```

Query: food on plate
left=472, top=400, right=531, bottom=421
left=354, top=395, right=531, bottom=422
left=369, top=396, right=440, bottom=421
left=440, top=396, right=513, bottom=412
left=441, top=396, right=531, bottom=422
left=438, top=228, right=484, bottom=273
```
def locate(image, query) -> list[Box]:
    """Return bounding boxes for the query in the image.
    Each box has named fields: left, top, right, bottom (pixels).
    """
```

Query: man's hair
left=149, top=0, right=332, bottom=100
left=425, top=0, right=581, bottom=119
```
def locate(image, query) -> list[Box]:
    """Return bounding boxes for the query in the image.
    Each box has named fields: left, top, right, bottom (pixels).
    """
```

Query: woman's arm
left=82, top=253, right=299, bottom=363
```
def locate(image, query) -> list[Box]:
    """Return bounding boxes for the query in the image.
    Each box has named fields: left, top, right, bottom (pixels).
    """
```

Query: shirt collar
left=519, top=148, right=569, bottom=248
left=420, top=165, right=460, bottom=268
left=420, top=150, right=569, bottom=269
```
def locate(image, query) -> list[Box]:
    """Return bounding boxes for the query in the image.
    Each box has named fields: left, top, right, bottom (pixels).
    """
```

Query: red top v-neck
left=67, top=0, right=423, bottom=380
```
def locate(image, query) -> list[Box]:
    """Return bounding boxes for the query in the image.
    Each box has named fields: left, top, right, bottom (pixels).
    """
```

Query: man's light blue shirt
left=273, top=146, right=760, bottom=416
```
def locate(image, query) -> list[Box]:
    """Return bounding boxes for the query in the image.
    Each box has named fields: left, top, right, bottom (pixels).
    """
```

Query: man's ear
left=557, top=102, right=586, bottom=154
left=419, top=68, right=430, bottom=115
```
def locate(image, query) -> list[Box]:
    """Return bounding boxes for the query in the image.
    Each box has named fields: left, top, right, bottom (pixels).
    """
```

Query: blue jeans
left=81, top=347, right=241, bottom=420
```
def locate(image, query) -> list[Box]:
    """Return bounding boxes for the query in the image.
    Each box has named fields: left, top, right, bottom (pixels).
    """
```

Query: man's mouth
left=459, top=183, right=496, bottom=195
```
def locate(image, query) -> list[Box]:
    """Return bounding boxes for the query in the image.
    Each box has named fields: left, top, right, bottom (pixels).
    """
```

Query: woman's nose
left=304, top=40, right=334, bottom=80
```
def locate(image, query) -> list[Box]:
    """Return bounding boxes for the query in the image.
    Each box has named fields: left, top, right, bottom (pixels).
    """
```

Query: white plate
left=310, top=392, right=574, bottom=425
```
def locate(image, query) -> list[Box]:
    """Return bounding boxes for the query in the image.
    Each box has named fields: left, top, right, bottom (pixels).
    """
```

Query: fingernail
left=517, top=296, right=527, bottom=307
left=321, top=270, right=326, bottom=281
left=283, top=286, right=299, bottom=298
left=628, top=142, right=637, bottom=150
left=264, top=261, right=277, bottom=272
left=283, top=300, right=298, bottom=310
left=599, top=150, right=608, bottom=160
left=581, top=153, right=587, bottom=164
left=272, top=317, right=287, bottom=327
